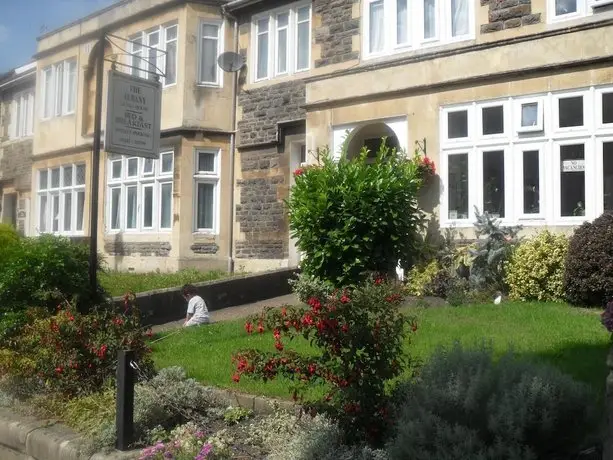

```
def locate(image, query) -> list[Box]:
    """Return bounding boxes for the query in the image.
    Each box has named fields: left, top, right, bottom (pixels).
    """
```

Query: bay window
left=441, top=86, right=613, bottom=227
left=130, top=23, right=178, bottom=87
left=364, top=0, right=473, bottom=58
left=253, top=2, right=311, bottom=81
left=37, top=164, right=85, bottom=235
left=198, top=21, right=222, bottom=86
left=107, top=152, right=173, bottom=232
left=194, top=149, right=220, bottom=233
left=41, top=59, right=77, bottom=119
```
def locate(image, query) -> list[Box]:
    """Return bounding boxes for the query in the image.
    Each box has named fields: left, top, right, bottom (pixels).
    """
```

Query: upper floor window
left=41, top=59, right=77, bottom=119
left=364, top=0, right=473, bottom=58
left=130, top=23, right=178, bottom=87
left=10, top=90, right=34, bottom=139
left=550, top=0, right=613, bottom=22
left=253, top=2, right=312, bottom=82
left=198, top=21, right=223, bottom=86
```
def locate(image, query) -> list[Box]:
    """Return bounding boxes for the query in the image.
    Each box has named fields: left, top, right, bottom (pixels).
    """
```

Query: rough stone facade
left=0, top=139, right=33, bottom=190
left=480, top=0, right=541, bottom=33
left=191, top=242, right=219, bottom=254
left=104, top=241, right=172, bottom=257
left=313, top=0, right=360, bottom=68
left=237, top=81, right=305, bottom=148
left=235, top=240, right=284, bottom=259
left=236, top=176, right=286, bottom=233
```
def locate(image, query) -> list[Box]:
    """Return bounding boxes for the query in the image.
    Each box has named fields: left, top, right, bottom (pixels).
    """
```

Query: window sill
left=196, top=82, right=222, bottom=89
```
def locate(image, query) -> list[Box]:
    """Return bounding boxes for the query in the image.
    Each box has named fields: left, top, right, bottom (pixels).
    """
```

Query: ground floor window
left=37, top=163, right=86, bottom=235
left=194, top=149, right=220, bottom=233
left=106, top=152, right=173, bottom=233
left=440, top=85, right=613, bottom=226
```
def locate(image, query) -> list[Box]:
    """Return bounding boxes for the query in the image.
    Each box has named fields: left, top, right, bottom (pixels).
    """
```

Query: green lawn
left=152, top=302, right=610, bottom=401
left=100, top=269, right=227, bottom=297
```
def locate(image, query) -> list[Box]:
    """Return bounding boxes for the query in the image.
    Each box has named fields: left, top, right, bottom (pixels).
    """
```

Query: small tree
left=287, top=143, right=425, bottom=287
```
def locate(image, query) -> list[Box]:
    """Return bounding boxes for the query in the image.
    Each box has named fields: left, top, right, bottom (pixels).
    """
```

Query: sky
left=0, top=0, right=118, bottom=73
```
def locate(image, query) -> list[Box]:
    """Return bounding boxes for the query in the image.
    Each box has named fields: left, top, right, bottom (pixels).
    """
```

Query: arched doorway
left=332, top=117, right=408, bottom=160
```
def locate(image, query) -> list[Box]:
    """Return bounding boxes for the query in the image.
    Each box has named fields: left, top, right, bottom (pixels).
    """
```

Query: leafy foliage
left=386, top=343, right=599, bottom=460
left=469, top=208, right=521, bottom=291
left=0, top=223, right=20, bottom=261
left=404, top=260, right=440, bottom=297
left=287, top=144, right=424, bottom=286
left=505, top=231, right=568, bottom=302
left=564, top=213, right=613, bottom=306
left=233, top=277, right=416, bottom=445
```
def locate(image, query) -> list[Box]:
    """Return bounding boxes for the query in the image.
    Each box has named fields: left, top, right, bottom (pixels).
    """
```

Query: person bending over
left=181, top=284, right=210, bottom=327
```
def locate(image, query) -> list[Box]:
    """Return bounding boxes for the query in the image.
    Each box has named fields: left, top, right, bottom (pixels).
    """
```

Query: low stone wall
left=113, top=268, right=299, bottom=326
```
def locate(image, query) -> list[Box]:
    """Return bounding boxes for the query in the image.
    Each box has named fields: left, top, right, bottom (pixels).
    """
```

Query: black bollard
left=116, top=349, right=135, bottom=451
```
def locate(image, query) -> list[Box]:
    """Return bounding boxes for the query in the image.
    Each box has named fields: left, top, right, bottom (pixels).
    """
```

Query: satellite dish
left=217, top=52, right=246, bottom=73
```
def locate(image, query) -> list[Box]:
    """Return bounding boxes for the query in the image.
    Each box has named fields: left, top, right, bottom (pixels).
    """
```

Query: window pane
left=448, top=154, right=469, bottom=219
left=63, top=193, right=72, bottom=231
left=51, top=168, right=60, bottom=188
left=40, top=170, right=48, bottom=190
left=39, top=195, right=48, bottom=232
left=397, top=0, right=408, bottom=44
left=604, top=143, right=613, bottom=212
left=66, top=60, right=77, bottom=113
left=198, top=152, right=216, bottom=172
left=296, top=9, right=310, bottom=71
left=559, top=96, right=583, bottom=128
left=44, top=68, right=54, bottom=118
left=127, top=158, right=139, bottom=176
left=482, top=106, right=504, bottom=135
left=448, top=110, right=468, bottom=139
left=54, top=63, right=63, bottom=116
left=200, top=25, right=219, bottom=84
left=143, top=186, right=154, bottom=228
left=197, top=182, right=215, bottom=229
left=111, top=188, right=121, bottom=230
left=167, top=25, right=177, bottom=40
left=161, top=183, right=172, bottom=229
left=521, top=102, right=539, bottom=127
left=300, top=144, right=307, bottom=164
left=165, top=39, right=177, bottom=85
left=257, top=19, right=269, bottom=79
left=277, top=13, right=288, bottom=74
left=63, top=165, right=73, bottom=186
left=52, top=195, right=60, bottom=232
left=112, top=161, right=122, bottom=179
left=483, top=150, right=505, bottom=218
left=560, top=144, right=585, bottom=217
left=522, top=150, right=540, bottom=214
left=72, top=165, right=84, bottom=187
left=76, top=191, right=85, bottom=231
left=143, top=158, right=154, bottom=174
left=424, top=0, right=436, bottom=39
left=451, top=0, right=469, bottom=37
left=603, top=93, right=613, bottom=124
left=369, top=1, right=384, bottom=53
left=132, top=37, right=143, bottom=77
left=556, top=0, right=577, bottom=15
left=161, top=153, right=173, bottom=173
left=127, top=186, right=137, bottom=229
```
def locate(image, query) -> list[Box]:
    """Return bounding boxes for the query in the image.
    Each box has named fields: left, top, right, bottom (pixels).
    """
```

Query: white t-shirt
left=186, top=295, right=209, bottom=324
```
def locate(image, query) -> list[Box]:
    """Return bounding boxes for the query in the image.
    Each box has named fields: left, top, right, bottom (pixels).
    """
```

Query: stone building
left=0, top=62, right=36, bottom=235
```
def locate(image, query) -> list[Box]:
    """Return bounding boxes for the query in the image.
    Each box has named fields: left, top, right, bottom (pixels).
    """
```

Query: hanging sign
left=562, top=159, right=585, bottom=173
left=105, top=69, right=162, bottom=159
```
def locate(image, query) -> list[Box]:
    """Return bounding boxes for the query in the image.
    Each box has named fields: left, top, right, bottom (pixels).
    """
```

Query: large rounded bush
left=564, top=213, right=613, bottom=306
left=387, top=343, right=598, bottom=460
left=504, top=231, right=568, bottom=302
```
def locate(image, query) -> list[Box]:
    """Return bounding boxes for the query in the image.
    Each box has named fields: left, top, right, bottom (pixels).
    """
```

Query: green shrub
left=505, top=231, right=568, bottom=302
left=0, top=297, right=152, bottom=396
left=288, top=273, right=334, bottom=304
left=287, top=143, right=424, bottom=286
left=564, top=213, right=613, bottom=306
left=405, top=260, right=440, bottom=296
left=0, top=235, right=102, bottom=313
left=387, top=343, right=598, bottom=460
left=0, top=223, right=19, bottom=260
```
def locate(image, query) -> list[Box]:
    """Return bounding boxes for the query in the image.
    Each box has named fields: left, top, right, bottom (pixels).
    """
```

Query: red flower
left=308, top=297, right=322, bottom=312
left=341, top=323, right=349, bottom=333
left=281, top=307, right=287, bottom=317
left=340, top=295, right=350, bottom=304
left=55, top=367, right=63, bottom=374
left=232, top=373, right=241, bottom=383
left=112, top=317, right=123, bottom=326
left=308, top=363, right=316, bottom=375
left=146, top=329, right=153, bottom=338
left=374, top=277, right=383, bottom=286
left=275, top=340, right=284, bottom=351
left=257, top=322, right=265, bottom=334
left=316, top=320, right=326, bottom=332
left=273, top=328, right=281, bottom=340
left=244, top=322, right=253, bottom=334
left=301, top=313, right=314, bottom=326
left=293, top=167, right=305, bottom=177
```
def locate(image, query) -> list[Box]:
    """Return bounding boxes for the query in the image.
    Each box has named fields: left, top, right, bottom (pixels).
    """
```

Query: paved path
left=152, top=293, right=300, bottom=333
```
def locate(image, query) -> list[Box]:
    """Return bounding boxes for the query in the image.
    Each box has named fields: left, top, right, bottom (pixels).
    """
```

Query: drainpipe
left=222, top=5, right=239, bottom=274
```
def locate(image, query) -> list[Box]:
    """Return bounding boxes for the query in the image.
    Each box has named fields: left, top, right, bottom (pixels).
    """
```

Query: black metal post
left=116, top=349, right=135, bottom=450
left=89, top=35, right=105, bottom=297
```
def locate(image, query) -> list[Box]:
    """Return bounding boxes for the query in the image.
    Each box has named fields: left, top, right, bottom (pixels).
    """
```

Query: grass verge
left=152, top=302, right=610, bottom=401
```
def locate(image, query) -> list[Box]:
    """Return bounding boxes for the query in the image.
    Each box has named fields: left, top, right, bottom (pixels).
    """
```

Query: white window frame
left=440, top=148, right=473, bottom=222
left=40, top=58, right=77, bottom=120
left=552, top=90, right=591, bottom=134
left=363, top=0, right=474, bottom=60
left=197, top=19, right=224, bottom=87
left=251, top=1, right=312, bottom=82
left=193, top=148, right=221, bottom=234
left=9, top=90, right=34, bottom=139
left=106, top=152, right=174, bottom=233
left=37, top=163, right=86, bottom=236
left=595, top=87, right=613, bottom=129
left=477, top=100, right=509, bottom=143
left=130, top=22, right=178, bottom=88
left=441, top=105, right=474, bottom=146
left=553, top=138, right=593, bottom=221
left=547, top=0, right=613, bottom=23
left=515, top=97, right=544, bottom=134
left=515, top=142, right=547, bottom=221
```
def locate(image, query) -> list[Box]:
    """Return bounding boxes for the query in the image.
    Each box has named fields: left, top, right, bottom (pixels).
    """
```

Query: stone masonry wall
left=313, top=0, right=360, bottom=68
left=237, top=81, right=305, bottom=148
left=0, top=139, right=33, bottom=190
left=481, top=0, right=541, bottom=33
left=104, top=241, right=171, bottom=257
